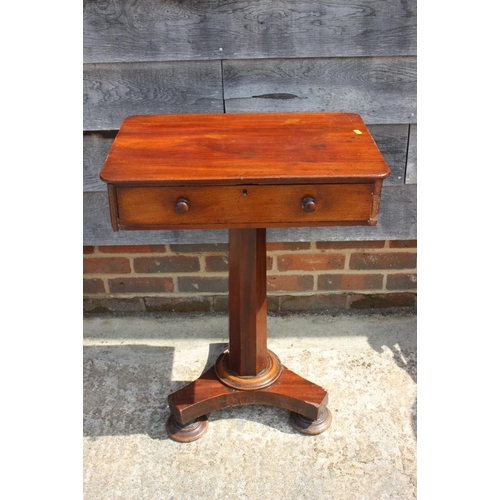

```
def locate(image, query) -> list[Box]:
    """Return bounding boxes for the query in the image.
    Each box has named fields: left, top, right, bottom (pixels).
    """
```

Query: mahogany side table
left=100, top=112, right=390, bottom=442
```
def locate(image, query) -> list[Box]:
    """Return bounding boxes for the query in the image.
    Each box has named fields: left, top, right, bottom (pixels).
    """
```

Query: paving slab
left=83, top=312, right=417, bottom=499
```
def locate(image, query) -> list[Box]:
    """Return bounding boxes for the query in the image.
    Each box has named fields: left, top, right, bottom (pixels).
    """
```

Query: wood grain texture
left=114, top=183, right=376, bottom=229
left=84, top=0, right=416, bottom=63
left=83, top=124, right=409, bottom=192
left=223, top=57, right=417, bottom=124
left=83, top=61, right=223, bottom=130
left=107, top=185, right=119, bottom=232
left=83, top=132, right=117, bottom=191
left=168, top=365, right=328, bottom=424
left=406, top=124, right=417, bottom=184
left=368, top=125, right=409, bottom=186
left=228, top=229, right=268, bottom=375
left=100, top=113, right=389, bottom=186
left=83, top=185, right=416, bottom=245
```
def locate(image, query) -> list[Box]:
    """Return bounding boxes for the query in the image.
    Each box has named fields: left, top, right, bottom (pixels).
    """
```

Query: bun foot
left=166, top=414, right=209, bottom=442
left=290, top=407, right=332, bottom=435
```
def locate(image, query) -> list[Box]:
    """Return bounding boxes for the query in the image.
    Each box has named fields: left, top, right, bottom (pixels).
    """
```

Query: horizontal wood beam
left=84, top=0, right=416, bottom=63
left=223, top=57, right=416, bottom=124
left=83, top=56, right=416, bottom=131
left=83, top=61, right=223, bottom=130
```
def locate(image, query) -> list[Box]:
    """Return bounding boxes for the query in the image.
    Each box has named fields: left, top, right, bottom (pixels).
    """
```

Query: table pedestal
left=166, top=228, right=331, bottom=442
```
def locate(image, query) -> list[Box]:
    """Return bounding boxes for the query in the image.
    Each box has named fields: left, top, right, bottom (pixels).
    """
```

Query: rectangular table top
left=100, top=112, right=390, bottom=187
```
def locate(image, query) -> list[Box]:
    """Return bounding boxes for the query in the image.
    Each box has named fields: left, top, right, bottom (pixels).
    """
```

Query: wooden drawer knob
left=301, top=196, right=316, bottom=212
left=175, top=198, right=190, bottom=214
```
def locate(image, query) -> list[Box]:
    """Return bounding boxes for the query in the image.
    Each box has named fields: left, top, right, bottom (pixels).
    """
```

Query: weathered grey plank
left=223, top=57, right=417, bottom=124
left=83, top=185, right=416, bottom=245
left=367, top=125, right=408, bottom=186
left=406, top=124, right=417, bottom=184
left=83, top=124, right=409, bottom=192
left=84, top=0, right=416, bottom=63
left=83, top=132, right=117, bottom=191
left=84, top=61, right=223, bottom=130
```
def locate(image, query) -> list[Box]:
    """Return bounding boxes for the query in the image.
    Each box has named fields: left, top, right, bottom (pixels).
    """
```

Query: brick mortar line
left=83, top=268, right=417, bottom=280
left=84, top=271, right=227, bottom=278
left=289, top=272, right=416, bottom=276
left=345, top=249, right=352, bottom=269
left=270, top=248, right=417, bottom=255
left=271, top=268, right=417, bottom=275
left=86, top=292, right=207, bottom=297
left=199, top=255, right=207, bottom=273
left=313, top=274, right=318, bottom=291
left=270, top=255, right=276, bottom=272
left=88, top=274, right=415, bottom=294
left=93, top=249, right=168, bottom=257
left=84, top=269, right=417, bottom=279
left=86, top=253, right=416, bottom=263
left=87, top=245, right=416, bottom=258
left=85, top=288, right=412, bottom=297
left=170, top=251, right=229, bottom=257
left=87, top=251, right=219, bottom=259
left=84, top=289, right=417, bottom=299
left=281, top=288, right=417, bottom=294
left=84, top=251, right=417, bottom=272
left=87, top=249, right=414, bottom=257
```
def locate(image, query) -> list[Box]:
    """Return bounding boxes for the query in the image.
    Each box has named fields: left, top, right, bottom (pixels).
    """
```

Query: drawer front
left=115, top=184, right=376, bottom=229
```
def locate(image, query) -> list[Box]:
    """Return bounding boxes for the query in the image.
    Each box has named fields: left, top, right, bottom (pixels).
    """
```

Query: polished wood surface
left=99, top=112, right=390, bottom=441
left=228, top=229, right=268, bottom=376
left=168, top=364, right=329, bottom=426
left=114, top=183, right=378, bottom=230
left=100, top=113, right=390, bottom=186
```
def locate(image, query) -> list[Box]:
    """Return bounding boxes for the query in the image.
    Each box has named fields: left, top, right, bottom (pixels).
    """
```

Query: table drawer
left=115, top=183, right=377, bottom=229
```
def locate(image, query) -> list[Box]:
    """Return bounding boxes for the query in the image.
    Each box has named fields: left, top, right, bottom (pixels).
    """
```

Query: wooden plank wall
left=83, top=0, right=417, bottom=245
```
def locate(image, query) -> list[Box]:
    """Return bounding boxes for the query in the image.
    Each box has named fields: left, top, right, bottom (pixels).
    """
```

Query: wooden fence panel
left=369, top=125, right=408, bottom=186
left=84, top=0, right=417, bottom=63
left=83, top=132, right=117, bottom=191
left=84, top=61, right=223, bottom=130
left=223, top=57, right=416, bottom=124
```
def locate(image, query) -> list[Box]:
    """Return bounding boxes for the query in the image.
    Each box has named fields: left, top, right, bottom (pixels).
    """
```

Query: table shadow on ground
left=83, top=315, right=417, bottom=440
left=84, top=342, right=299, bottom=439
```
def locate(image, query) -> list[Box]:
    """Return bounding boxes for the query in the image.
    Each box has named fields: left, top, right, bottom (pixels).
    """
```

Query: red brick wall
left=83, top=240, right=416, bottom=313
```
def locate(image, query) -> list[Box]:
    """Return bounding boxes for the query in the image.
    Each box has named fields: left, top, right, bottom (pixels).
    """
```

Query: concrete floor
left=83, top=312, right=417, bottom=499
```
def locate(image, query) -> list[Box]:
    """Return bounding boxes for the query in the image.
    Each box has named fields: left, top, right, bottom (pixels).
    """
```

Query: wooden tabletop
left=100, top=112, right=390, bottom=186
